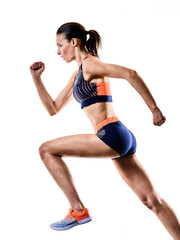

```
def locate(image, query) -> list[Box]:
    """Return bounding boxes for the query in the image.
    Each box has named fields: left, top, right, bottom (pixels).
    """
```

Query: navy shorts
left=96, top=119, right=137, bottom=159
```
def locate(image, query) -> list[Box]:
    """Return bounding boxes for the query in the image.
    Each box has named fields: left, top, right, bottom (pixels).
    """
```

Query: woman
left=29, top=22, right=180, bottom=238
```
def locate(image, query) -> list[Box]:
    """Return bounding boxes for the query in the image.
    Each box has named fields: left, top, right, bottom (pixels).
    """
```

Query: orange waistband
left=94, top=116, right=119, bottom=133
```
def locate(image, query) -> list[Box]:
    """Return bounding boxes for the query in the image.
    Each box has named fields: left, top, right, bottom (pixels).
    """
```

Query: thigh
left=113, top=154, right=155, bottom=197
left=42, top=133, right=120, bottom=158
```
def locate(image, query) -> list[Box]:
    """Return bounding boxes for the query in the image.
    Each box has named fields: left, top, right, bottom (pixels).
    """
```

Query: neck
left=74, top=48, right=89, bottom=67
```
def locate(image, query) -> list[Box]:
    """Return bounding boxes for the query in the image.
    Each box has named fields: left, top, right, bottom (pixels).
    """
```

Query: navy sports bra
left=73, top=56, right=113, bottom=109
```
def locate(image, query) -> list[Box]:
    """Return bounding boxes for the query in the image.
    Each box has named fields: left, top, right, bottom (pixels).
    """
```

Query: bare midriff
left=83, top=101, right=118, bottom=133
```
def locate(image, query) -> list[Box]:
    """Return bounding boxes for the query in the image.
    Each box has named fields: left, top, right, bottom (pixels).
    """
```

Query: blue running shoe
left=50, top=208, right=92, bottom=231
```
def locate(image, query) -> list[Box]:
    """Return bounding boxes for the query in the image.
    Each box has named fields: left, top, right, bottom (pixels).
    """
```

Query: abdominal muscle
left=83, top=102, right=117, bottom=132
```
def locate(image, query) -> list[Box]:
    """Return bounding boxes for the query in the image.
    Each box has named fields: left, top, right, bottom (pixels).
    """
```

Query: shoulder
left=83, top=56, right=135, bottom=80
left=82, top=56, right=105, bottom=80
left=83, top=56, right=102, bottom=70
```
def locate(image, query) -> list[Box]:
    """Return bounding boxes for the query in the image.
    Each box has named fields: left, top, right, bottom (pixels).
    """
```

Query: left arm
left=84, top=59, right=166, bottom=126
left=127, top=70, right=166, bottom=126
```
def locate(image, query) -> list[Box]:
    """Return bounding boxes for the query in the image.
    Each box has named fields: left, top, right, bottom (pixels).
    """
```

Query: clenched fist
left=29, top=61, right=45, bottom=79
left=152, top=107, right=166, bottom=126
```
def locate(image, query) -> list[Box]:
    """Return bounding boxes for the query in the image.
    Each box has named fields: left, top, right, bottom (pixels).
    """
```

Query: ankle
left=72, top=206, right=84, bottom=212
left=71, top=203, right=85, bottom=213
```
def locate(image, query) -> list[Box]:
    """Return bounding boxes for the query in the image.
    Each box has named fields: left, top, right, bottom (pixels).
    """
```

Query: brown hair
left=56, top=22, right=102, bottom=58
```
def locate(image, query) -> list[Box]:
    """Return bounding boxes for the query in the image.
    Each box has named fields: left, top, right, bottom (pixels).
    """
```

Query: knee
left=141, top=193, right=163, bottom=214
left=39, top=142, right=50, bottom=160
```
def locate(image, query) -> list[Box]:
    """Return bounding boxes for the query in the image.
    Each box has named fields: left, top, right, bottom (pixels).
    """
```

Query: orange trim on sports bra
left=96, top=82, right=111, bottom=96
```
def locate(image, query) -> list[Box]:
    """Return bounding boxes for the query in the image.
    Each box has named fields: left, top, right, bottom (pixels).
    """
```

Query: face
left=56, top=34, right=75, bottom=63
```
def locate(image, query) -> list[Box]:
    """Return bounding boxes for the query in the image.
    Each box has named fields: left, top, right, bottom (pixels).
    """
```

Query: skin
left=29, top=33, right=180, bottom=239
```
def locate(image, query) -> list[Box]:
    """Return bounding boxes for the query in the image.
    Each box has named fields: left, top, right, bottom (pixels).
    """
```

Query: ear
left=71, top=38, right=78, bottom=47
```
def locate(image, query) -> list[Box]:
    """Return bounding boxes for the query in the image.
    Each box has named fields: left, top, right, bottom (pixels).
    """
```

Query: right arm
left=30, top=61, right=76, bottom=116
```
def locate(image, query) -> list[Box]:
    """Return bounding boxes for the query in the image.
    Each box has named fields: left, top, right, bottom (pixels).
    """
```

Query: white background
left=0, top=0, right=180, bottom=239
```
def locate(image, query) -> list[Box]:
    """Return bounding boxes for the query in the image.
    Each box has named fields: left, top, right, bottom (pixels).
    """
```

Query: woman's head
left=56, top=22, right=102, bottom=61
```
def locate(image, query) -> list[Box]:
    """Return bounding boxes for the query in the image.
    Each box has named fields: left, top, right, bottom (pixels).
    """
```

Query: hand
left=29, top=61, right=45, bottom=79
left=152, top=107, right=166, bottom=126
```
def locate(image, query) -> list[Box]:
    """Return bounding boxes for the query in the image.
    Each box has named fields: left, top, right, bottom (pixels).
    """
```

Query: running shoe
left=50, top=208, right=92, bottom=231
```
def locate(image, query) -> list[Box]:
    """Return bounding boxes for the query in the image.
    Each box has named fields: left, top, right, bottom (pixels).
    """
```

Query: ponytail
left=56, top=22, right=102, bottom=58
left=85, top=30, right=102, bottom=57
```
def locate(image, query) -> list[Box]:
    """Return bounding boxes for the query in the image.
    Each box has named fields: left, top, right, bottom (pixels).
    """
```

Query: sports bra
left=73, top=56, right=113, bottom=109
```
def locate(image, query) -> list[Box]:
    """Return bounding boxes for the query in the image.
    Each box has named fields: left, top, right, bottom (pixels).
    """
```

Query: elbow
left=126, top=69, right=137, bottom=82
left=129, top=69, right=137, bottom=78
left=49, top=103, right=57, bottom=116
left=49, top=111, right=56, bottom=116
